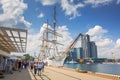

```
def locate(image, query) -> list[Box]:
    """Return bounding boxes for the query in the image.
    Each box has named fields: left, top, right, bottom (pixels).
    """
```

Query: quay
left=1, top=66, right=120, bottom=80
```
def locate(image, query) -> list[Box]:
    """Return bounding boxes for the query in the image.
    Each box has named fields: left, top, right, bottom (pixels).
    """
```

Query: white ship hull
left=46, top=54, right=67, bottom=66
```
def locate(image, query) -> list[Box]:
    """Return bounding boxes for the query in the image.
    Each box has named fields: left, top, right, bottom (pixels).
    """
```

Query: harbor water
left=64, top=63, right=120, bottom=75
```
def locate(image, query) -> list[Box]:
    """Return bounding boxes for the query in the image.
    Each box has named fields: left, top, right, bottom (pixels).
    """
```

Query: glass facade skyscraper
left=90, top=42, right=97, bottom=58
left=69, top=33, right=97, bottom=59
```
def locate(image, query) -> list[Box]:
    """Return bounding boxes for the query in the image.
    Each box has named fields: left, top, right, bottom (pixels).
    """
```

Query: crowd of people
left=5, top=59, right=29, bottom=74
left=30, top=61, right=45, bottom=76
left=0, top=58, right=46, bottom=77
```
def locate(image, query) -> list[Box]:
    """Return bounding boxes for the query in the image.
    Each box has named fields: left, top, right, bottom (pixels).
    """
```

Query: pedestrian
left=30, top=61, right=34, bottom=70
left=6, top=59, right=10, bottom=73
left=33, top=62, right=37, bottom=75
left=9, top=63, right=13, bottom=74
left=37, top=62, right=43, bottom=76
left=15, top=60, right=18, bottom=70
left=18, top=60, right=22, bottom=72
left=24, top=61, right=27, bottom=69
left=41, top=61, right=45, bottom=72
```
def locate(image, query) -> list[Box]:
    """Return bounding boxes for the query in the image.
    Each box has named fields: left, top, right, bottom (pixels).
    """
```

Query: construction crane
left=111, top=52, right=115, bottom=62
left=64, top=33, right=82, bottom=55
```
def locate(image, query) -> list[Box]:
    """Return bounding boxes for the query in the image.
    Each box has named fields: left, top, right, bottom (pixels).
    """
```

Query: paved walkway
left=1, top=66, right=119, bottom=80
left=28, top=66, right=116, bottom=80
left=42, top=67, right=112, bottom=80
left=1, top=69, right=31, bottom=80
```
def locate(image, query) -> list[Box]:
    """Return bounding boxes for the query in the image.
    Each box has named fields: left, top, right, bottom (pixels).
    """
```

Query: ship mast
left=39, top=7, right=63, bottom=61
left=53, top=6, right=57, bottom=57
left=53, top=7, right=56, bottom=39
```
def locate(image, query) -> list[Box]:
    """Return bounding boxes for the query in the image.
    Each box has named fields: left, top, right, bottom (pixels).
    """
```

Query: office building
left=69, top=33, right=97, bottom=59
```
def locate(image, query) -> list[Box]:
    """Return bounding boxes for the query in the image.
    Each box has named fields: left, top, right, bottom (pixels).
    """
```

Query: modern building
left=69, top=52, right=77, bottom=59
left=69, top=33, right=97, bottom=59
left=90, top=42, right=97, bottom=58
left=70, top=48, right=83, bottom=59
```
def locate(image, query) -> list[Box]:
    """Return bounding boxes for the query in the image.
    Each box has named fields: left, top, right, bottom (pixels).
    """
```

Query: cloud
left=0, top=0, right=31, bottom=28
left=57, top=25, right=73, bottom=50
left=84, top=0, right=113, bottom=7
left=86, top=25, right=107, bottom=36
left=36, top=0, right=84, bottom=19
left=36, top=0, right=60, bottom=5
left=20, top=17, right=32, bottom=28
left=36, top=0, right=119, bottom=20
left=115, top=38, right=120, bottom=48
left=86, top=25, right=120, bottom=59
left=61, top=0, right=85, bottom=20
left=36, top=0, right=117, bottom=20
left=38, top=13, right=44, bottom=18
left=26, top=32, right=40, bottom=56
left=87, top=26, right=112, bottom=47
left=117, top=0, right=120, bottom=4
left=26, top=23, right=48, bottom=56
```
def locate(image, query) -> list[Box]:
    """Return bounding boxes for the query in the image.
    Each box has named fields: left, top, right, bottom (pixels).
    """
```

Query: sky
left=0, top=0, right=120, bottom=59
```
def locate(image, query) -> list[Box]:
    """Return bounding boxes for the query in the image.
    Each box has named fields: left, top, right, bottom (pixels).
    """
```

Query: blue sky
left=0, top=0, right=120, bottom=58
left=22, top=0, right=120, bottom=40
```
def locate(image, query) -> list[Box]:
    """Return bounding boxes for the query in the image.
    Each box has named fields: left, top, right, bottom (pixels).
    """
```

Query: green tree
left=23, top=54, right=31, bottom=60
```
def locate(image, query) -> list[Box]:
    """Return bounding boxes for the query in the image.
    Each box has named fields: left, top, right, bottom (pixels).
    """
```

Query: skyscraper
left=90, top=42, right=97, bottom=58
left=69, top=33, right=97, bottom=59
left=83, top=34, right=91, bottom=59
left=82, top=34, right=97, bottom=59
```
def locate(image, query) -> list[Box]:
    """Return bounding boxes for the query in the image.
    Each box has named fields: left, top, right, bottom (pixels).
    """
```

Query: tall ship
left=38, top=7, right=81, bottom=66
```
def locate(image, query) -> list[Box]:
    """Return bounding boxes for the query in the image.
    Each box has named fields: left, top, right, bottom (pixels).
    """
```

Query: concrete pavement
left=1, top=68, right=31, bottom=80
left=1, top=66, right=119, bottom=80
left=28, top=66, right=116, bottom=80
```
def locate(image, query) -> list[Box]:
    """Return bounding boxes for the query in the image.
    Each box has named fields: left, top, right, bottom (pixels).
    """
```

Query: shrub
left=79, top=70, right=88, bottom=73
left=75, top=68, right=79, bottom=72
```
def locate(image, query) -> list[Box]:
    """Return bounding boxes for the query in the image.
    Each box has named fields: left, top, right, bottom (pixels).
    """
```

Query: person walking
left=18, top=60, right=22, bottom=72
left=33, top=62, right=37, bottom=75
left=41, top=61, right=45, bottom=72
left=30, top=61, right=34, bottom=70
left=37, top=62, right=43, bottom=76
left=15, top=60, right=18, bottom=70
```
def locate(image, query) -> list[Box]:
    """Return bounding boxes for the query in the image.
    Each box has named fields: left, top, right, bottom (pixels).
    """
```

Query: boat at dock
left=66, top=60, right=78, bottom=64
left=37, top=7, right=82, bottom=66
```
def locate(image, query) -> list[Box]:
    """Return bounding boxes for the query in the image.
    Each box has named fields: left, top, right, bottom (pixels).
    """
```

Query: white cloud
left=26, top=32, right=40, bottom=56
left=86, top=25, right=120, bottom=59
left=61, top=0, right=85, bottom=19
left=26, top=23, right=48, bottom=55
left=0, top=0, right=31, bottom=28
left=36, top=0, right=60, bottom=5
left=86, top=25, right=107, bottom=36
left=36, top=0, right=84, bottom=19
left=84, top=0, right=113, bottom=7
left=38, top=13, right=44, bottom=18
left=35, top=0, right=118, bottom=20
left=57, top=25, right=73, bottom=50
left=117, top=0, right=120, bottom=4
left=20, top=17, right=31, bottom=28
left=96, top=38, right=112, bottom=47
left=115, top=38, right=120, bottom=48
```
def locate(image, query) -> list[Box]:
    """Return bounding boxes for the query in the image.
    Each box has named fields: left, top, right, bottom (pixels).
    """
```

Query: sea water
left=64, top=63, right=120, bottom=75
